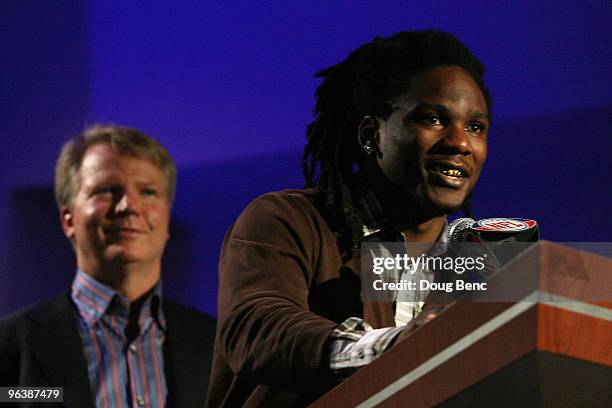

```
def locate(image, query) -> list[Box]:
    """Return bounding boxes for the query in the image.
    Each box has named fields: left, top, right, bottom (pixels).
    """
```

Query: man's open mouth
left=435, top=165, right=464, bottom=178
left=425, top=162, right=469, bottom=179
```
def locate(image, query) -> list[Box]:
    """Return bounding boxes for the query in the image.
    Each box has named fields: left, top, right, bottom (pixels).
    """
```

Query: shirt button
left=129, top=344, right=137, bottom=353
left=137, top=396, right=145, bottom=406
left=356, top=349, right=364, bottom=359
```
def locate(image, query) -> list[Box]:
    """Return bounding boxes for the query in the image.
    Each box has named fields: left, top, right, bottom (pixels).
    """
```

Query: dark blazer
left=0, top=292, right=216, bottom=408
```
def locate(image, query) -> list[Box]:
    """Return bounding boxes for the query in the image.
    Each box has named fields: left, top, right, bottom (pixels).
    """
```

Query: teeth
left=436, top=166, right=463, bottom=177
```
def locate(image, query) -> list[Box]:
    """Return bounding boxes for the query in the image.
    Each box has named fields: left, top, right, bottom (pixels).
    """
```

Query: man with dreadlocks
left=207, top=30, right=492, bottom=407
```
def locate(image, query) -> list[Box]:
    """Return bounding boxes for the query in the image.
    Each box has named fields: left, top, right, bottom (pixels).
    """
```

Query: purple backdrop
left=2, top=1, right=611, bottom=317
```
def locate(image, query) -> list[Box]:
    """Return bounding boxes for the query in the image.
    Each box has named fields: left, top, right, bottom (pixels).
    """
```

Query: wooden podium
left=311, top=241, right=612, bottom=407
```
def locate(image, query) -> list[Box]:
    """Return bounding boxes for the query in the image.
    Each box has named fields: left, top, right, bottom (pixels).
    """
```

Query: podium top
left=312, top=241, right=612, bottom=407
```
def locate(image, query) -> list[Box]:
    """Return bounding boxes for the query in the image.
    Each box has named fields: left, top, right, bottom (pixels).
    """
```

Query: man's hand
left=395, top=304, right=445, bottom=343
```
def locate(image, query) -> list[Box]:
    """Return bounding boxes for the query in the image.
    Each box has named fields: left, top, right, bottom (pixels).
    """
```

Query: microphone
left=448, top=217, right=539, bottom=243
left=446, top=217, right=539, bottom=278
left=447, top=217, right=475, bottom=242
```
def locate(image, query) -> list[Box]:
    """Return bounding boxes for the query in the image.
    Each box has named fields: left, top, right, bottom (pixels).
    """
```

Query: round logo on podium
left=472, top=218, right=537, bottom=232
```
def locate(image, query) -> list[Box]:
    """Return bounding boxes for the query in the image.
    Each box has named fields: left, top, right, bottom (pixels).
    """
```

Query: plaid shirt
left=328, top=183, right=447, bottom=375
left=328, top=317, right=404, bottom=374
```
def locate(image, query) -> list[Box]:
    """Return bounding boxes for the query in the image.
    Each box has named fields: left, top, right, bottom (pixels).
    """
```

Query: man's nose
left=114, top=192, right=139, bottom=214
left=441, top=124, right=471, bottom=155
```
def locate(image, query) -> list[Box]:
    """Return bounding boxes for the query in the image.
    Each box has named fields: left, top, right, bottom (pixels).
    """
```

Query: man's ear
left=60, top=207, right=75, bottom=240
left=357, top=116, right=379, bottom=155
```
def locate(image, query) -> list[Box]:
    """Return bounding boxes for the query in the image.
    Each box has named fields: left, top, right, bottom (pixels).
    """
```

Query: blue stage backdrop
left=2, top=1, right=611, bottom=317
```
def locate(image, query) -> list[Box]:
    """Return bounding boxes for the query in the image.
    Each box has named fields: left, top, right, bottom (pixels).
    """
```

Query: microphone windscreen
left=447, top=217, right=475, bottom=242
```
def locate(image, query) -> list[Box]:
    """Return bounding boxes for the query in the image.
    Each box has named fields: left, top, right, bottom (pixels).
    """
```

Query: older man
left=0, top=125, right=215, bottom=408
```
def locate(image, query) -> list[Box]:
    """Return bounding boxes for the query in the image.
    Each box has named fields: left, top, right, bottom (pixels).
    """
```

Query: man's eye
left=466, top=123, right=485, bottom=133
left=94, top=187, right=114, bottom=195
left=421, top=114, right=442, bottom=125
left=142, top=188, right=158, bottom=196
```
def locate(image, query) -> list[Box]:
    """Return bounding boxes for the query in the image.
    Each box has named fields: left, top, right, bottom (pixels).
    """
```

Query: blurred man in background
left=0, top=124, right=216, bottom=407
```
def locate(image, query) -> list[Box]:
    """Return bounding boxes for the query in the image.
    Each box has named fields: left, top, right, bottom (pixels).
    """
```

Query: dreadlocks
left=302, top=30, right=491, bottom=259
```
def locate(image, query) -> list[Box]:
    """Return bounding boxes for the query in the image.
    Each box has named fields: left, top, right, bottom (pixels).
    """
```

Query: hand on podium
left=396, top=304, right=444, bottom=343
